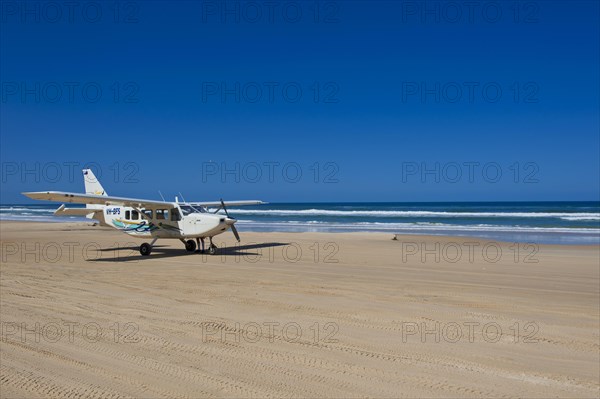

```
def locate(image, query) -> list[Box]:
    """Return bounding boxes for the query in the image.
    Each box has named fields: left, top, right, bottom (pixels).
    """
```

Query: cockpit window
left=171, top=208, right=181, bottom=222
left=179, top=205, right=205, bottom=216
left=156, top=209, right=168, bottom=220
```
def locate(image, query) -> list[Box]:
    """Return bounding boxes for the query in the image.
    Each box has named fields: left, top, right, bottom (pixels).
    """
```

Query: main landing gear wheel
left=140, top=243, right=152, bottom=256
left=185, top=239, right=197, bottom=252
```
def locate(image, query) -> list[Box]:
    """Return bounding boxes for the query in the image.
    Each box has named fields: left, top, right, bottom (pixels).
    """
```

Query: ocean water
left=1, top=202, right=599, bottom=245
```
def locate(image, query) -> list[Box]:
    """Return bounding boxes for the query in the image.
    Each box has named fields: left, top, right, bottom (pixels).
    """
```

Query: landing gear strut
left=139, top=238, right=158, bottom=256
left=196, top=238, right=205, bottom=254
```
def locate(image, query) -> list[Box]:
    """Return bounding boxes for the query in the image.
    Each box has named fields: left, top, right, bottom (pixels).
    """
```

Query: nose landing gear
left=145, top=237, right=218, bottom=256
left=190, top=237, right=216, bottom=254
left=207, top=237, right=218, bottom=255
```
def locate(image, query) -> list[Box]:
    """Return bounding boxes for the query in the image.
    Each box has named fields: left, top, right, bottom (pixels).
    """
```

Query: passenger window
left=171, top=208, right=181, bottom=221
left=125, top=210, right=131, bottom=220
left=132, top=210, right=139, bottom=220
left=143, top=209, right=153, bottom=219
left=156, top=209, right=168, bottom=220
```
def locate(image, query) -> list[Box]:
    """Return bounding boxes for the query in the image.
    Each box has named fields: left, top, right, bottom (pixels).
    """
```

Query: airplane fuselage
left=98, top=204, right=231, bottom=239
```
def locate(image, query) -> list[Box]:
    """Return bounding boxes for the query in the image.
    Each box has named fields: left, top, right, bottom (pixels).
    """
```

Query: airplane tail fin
left=83, top=169, right=106, bottom=209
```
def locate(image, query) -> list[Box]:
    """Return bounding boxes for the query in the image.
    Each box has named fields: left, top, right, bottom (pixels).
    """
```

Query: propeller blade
left=220, top=199, right=239, bottom=241
left=220, top=198, right=230, bottom=217
left=231, top=223, right=240, bottom=242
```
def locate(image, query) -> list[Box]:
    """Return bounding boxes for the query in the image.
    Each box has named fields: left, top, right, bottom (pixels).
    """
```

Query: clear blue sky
left=1, top=1, right=598, bottom=203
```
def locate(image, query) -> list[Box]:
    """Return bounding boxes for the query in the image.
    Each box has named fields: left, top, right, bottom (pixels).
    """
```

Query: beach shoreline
left=1, top=219, right=599, bottom=247
left=2, top=201, right=599, bottom=245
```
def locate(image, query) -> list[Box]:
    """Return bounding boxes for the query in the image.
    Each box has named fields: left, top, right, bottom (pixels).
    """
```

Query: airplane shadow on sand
left=88, top=242, right=290, bottom=262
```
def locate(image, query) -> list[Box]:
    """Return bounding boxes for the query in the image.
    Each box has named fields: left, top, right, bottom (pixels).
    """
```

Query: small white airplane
left=23, top=169, right=266, bottom=256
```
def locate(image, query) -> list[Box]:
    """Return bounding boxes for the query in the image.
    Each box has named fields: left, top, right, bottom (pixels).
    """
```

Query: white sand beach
left=1, top=221, right=599, bottom=398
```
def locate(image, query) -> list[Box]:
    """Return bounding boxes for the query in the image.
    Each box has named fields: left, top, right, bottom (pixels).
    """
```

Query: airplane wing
left=23, top=191, right=173, bottom=207
left=189, top=200, right=266, bottom=208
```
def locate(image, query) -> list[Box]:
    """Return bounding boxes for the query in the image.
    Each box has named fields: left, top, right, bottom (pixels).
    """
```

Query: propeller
left=220, top=199, right=240, bottom=242
left=230, top=224, right=240, bottom=242
left=219, top=199, right=230, bottom=217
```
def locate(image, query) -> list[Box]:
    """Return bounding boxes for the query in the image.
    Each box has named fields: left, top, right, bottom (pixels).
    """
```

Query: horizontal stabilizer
left=54, top=204, right=96, bottom=217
